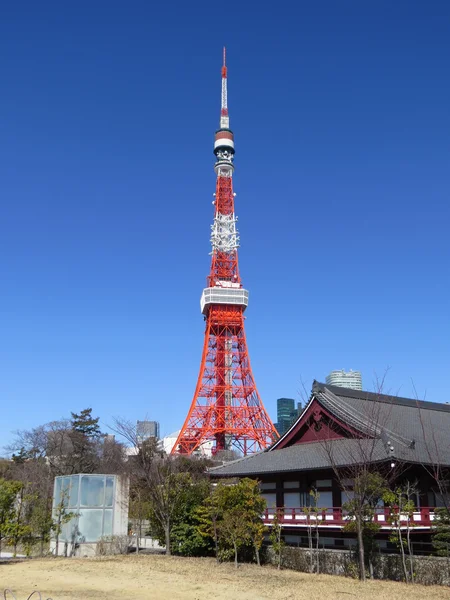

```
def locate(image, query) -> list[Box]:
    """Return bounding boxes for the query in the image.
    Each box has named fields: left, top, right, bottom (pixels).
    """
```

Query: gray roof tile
left=209, top=438, right=388, bottom=477
left=211, top=382, right=450, bottom=477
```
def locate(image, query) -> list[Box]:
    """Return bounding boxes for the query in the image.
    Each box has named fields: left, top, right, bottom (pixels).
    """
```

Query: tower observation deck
left=172, top=49, right=278, bottom=456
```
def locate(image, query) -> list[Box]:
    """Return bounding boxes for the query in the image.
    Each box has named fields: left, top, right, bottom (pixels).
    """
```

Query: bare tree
left=110, top=417, right=198, bottom=555
left=383, top=480, right=418, bottom=583
left=51, top=487, right=77, bottom=557
left=9, top=454, right=55, bottom=556
left=8, top=412, right=127, bottom=478
left=129, top=483, right=151, bottom=554
left=317, top=374, right=407, bottom=581
left=303, top=488, right=322, bottom=574
left=5, top=413, right=126, bottom=557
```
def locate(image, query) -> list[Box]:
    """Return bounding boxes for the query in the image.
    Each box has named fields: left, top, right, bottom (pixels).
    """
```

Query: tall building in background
left=275, top=398, right=302, bottom=436
left=173, top=49, right=278, bottom=456
left=326, top=370, right=362, bottom=390
left=136, top=420, right=160, bottom=442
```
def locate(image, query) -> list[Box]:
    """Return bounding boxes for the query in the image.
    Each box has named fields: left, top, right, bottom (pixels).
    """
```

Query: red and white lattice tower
left=172, top=49, right=279, bottom=456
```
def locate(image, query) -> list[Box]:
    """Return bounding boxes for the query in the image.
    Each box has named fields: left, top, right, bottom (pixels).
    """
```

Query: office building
left=326, top=370, right=362, bottom=390
left=275, top=398, right=302, bottom=436
left=136, top=420, right=160, bottom=442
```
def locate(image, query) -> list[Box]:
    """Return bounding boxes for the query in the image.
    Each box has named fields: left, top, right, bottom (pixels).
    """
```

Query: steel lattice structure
left=172, top=49, right=278, bottom=456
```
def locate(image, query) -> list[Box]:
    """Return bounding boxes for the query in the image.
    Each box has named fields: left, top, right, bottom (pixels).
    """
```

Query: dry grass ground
left=1, top=554, right=449, bottom=600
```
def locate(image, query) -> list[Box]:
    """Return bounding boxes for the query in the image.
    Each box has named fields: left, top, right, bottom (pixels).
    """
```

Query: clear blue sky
left=1, top=1, right=449, bottom=449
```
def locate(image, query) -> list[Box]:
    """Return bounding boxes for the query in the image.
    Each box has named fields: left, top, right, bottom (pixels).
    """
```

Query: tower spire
left=172, top=50, right=278, bottom=457
left=220, top=46, right=229, bottom=128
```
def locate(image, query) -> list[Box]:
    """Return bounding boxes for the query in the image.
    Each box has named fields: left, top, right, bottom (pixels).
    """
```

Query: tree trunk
left=307, top=522, right=314, bottom=573
left=278, top=535, right=282, bottom=570
left=315, top=525, right=320, bottom=574
left=14, top=490, right=22, bottom=558
left=55, top=533, right=59, bottom=557
left=369, top=558, right=374, bottom=580
left=356, top=517, right=366, bottom=582
left=254, top=543, right=261, bottom=567
left=213, top=518, right=219, bottom=564
left=164, top=524, right=171, bottom=556
left=40, top=536, right=45, bottom=557
left=398, top=524, right=409, bottom=583
left=233, top=541, right=238, bottom=569
left=136, top=520, right=141, bottom=555
left=406, top=520, right=414, bottom=584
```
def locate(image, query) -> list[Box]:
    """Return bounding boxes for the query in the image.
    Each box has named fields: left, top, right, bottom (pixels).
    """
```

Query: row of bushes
left=266, top=545, right=450, bottom=586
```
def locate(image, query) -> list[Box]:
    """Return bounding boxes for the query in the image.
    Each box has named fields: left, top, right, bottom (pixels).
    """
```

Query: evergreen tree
left=69, top=408, right=103, bottom=473
left=169, top=478, right=212, bottom=556
left=342, top=472, right=387, bottom=580
left=11, top=447, right=30, bottom=464
left=0, top=478, right=22, bottom=555
left=433, top=508, right=450, bottom=557
left=7, top=482, right=34, bottom=557
left=269, top=509, right=285, bottom=570
left=218, top=506, right=249, bottom=568
left=196, top=487, right=222, bottom=562
left=70, top=408, right=102, bottom=438
left=196, top=478, right=266, bottom=566
left=30, top=497, right=54, bottom=557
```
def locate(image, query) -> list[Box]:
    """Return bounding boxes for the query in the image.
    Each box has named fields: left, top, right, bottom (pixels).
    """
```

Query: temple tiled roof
left=210, top=381, right=450, bottom=478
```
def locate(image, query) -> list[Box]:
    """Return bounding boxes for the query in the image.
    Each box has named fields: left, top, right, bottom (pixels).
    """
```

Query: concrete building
left=325, top=369, right=362, bottom=390
left=50, top=473, right=129, bottom=557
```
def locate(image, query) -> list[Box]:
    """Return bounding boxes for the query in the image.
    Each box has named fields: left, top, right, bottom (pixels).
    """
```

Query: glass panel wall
left=80, top=476, right=105, bottom=507
left=77, top=509, right=104, bottom=542
left=105, top=477, right=114, bottom=507
left=52, top=474, right=117, bottom=543
left=69, top=476, right=79, bottom=508
left=53, top=478, right=62, bottom=508
left=103, top=510, right=113, bottom=536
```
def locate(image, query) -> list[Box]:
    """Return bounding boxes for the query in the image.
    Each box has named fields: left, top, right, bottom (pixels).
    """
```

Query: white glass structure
left=52, top=473, right=129, bottom=555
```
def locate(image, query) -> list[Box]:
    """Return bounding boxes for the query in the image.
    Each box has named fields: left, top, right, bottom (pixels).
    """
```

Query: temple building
left=210, top=381, right=450, bottom=553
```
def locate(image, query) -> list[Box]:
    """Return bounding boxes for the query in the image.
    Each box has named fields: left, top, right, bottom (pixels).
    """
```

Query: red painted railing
left=262, top=507, right=437, bottom=529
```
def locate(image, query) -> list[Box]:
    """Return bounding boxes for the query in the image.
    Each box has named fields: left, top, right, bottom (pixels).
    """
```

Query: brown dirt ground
left=1, top=554, right=449, bottom=600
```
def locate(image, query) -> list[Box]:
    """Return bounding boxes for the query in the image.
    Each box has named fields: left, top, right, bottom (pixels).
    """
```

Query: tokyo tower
left=172, top=49, right=279, bottom=456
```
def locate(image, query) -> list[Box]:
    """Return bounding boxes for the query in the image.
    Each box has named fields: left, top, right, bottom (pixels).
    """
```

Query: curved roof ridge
left=314, top=380, right=450, bottom=413
left=318, top=387, right=415, bottom=450
left=318, top=388, right=382, bottom=436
